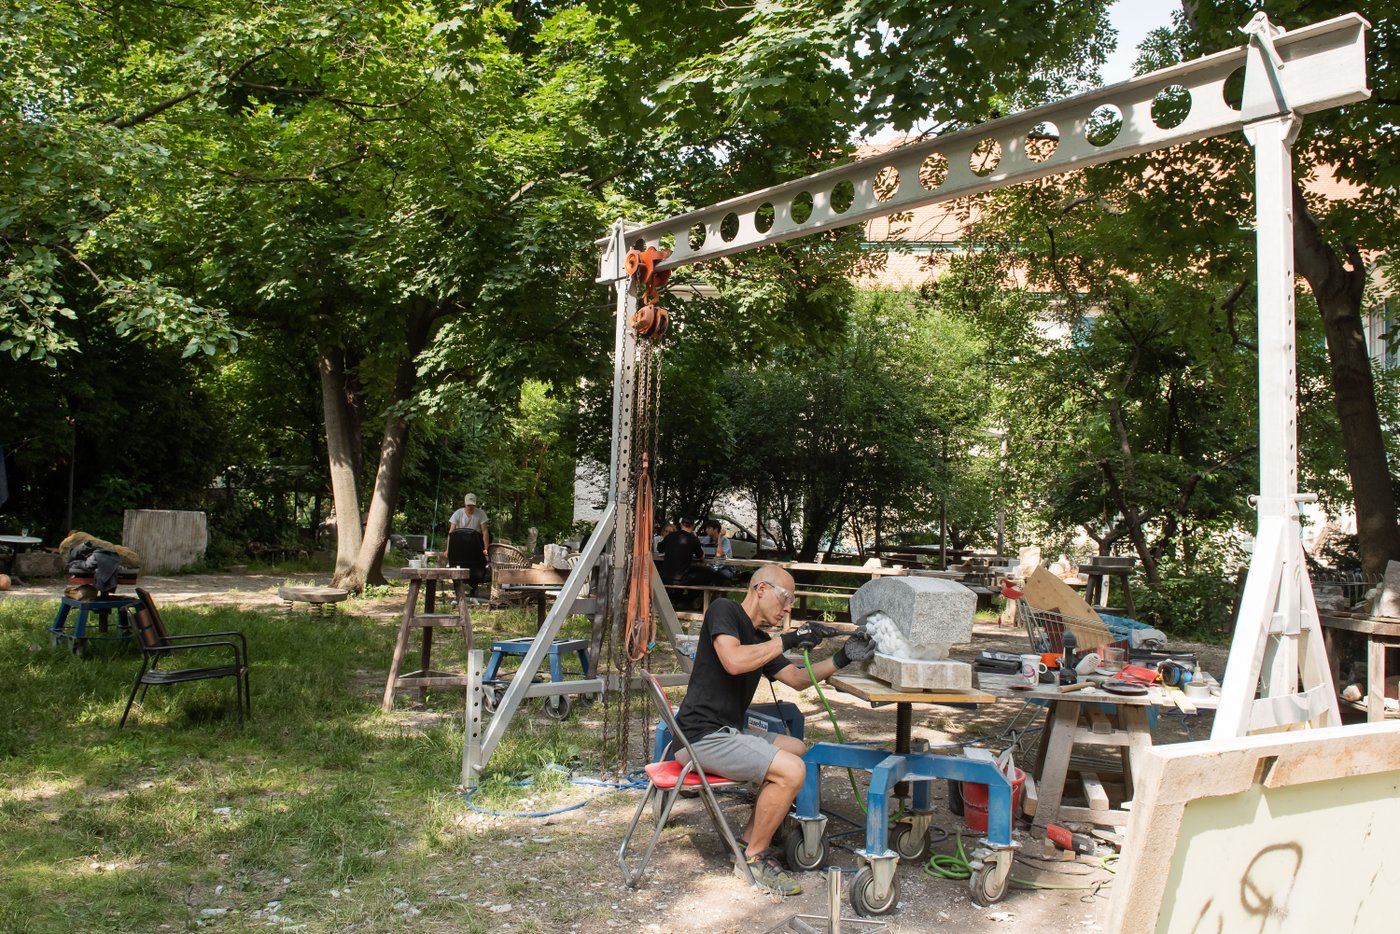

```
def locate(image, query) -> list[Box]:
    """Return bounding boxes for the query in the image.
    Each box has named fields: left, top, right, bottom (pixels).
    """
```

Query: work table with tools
left=827, top=667, right=1221, bottom=832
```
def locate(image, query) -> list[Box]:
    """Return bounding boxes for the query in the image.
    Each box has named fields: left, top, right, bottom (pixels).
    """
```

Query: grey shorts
left=675, top=726, right=781, bottom=784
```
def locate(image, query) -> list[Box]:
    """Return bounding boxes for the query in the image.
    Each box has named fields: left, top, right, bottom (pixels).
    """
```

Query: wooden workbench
left=828, top=667, right=1219, bottom=831
left=1320, top=611, right=1400, bottom=721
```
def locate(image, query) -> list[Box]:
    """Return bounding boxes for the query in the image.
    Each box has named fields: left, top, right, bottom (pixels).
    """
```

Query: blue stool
left=50, top=595, right=140, bottom=656
left=484, top=637, right=590, bottom=720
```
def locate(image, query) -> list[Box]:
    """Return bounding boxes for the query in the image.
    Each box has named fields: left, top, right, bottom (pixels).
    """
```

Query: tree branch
left=103, top=47, right=284, bottom=129
left=1, top=236, right=104, bottom=288
left=208, top=146, right=368, bottom=184
left=1220, top=278, right=1256, bottom=351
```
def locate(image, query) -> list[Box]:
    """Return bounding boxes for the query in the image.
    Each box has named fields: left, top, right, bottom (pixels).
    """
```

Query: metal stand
left=1213, top=21, right=1346, bottom=737
left=791, top=743, right=1016, bottom=913
left=764, top=868, right=889, bottom=934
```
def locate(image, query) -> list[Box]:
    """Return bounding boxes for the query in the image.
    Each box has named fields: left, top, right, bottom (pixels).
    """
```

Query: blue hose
left=464, top=773, right=649, bottom=818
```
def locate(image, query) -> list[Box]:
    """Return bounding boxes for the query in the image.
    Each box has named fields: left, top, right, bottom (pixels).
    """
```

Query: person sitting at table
left=673, top=563, right=875, bottom=895
left=447, top=493, right=491, bottom=598
left=700, top=519, right=738, bottom=583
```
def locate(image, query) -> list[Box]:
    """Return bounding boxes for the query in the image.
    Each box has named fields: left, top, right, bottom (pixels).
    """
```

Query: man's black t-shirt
left=659, top=528, right=705, bottom=582
left=675, top=598, right=791, bottom=741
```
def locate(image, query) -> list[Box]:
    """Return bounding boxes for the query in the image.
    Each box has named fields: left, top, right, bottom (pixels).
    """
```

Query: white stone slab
left=867, top=653, right=974, bottom=691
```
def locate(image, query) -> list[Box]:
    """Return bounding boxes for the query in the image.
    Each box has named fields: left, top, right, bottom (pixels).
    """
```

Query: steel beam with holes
left=596, top=13, right=1368, bottom=280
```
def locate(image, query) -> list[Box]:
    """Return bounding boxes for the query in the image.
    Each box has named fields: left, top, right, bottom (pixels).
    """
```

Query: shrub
left=1132, top=564, right=1240, bottom=642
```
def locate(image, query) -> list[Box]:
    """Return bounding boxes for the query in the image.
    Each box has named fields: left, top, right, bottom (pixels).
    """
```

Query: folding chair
left=618, top=669, right=755, bottom=887
left=120, top=588, right=251, bottom=728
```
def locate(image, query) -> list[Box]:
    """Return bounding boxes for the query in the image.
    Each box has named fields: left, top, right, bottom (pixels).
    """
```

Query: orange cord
left=626, top=455, right=657, bottom=661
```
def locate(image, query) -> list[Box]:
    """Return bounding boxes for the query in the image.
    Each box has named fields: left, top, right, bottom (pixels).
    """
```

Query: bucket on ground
left=959, top=767, right=1026, bottom=833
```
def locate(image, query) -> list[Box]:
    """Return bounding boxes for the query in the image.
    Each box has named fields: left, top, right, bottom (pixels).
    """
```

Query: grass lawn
left=0, top=597, right=616, bottom=934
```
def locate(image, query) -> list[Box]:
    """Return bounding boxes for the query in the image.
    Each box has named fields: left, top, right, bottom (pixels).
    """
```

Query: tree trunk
left=319, top=342, right=363, bottom=581
left=340, top=305, right=435, bottom=590
left=1292, top=184, right=1400, bottom=574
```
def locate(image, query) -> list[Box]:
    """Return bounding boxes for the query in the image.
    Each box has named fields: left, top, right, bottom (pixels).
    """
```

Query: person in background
left=654, top=521, right=676, bottom=552
left=660, top=517, right=709, bottom=608
left=659, top=517, right=705, bottom=585
left=673, top=564, right=875, bottom=895
left=701, top=518, right=738, bottom=583
left=447, top=493, right=491, bottom=598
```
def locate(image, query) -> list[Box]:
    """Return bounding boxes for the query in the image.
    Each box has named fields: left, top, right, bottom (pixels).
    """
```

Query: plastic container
left=960, top=767, right=1026, bottom=833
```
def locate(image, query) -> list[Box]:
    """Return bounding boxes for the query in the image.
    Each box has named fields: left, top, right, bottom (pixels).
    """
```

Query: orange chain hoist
left=621, top=244, right=672, bottom=662
left=625, top=245, right=673, bottom=339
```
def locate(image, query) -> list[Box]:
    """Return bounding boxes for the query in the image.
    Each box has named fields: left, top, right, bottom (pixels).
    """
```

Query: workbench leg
left=454, top=581, right=473, bottom=655
left=382, top=579, right=422, bottom=712
left=1119, top=706, right=1154, bottom=802
left=1031, top=702, right=1079, bottom=830
left=419, top=626, right=434, bottom=704
left=1368, top=636, right=1386, bottom=723
left=418, top=581, right=439, bottom=703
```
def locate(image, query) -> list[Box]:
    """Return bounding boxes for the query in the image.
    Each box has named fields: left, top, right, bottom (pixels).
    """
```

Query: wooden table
left=976, top=671, right=1218, bottom=828
left=831, top=667, right=1219, bottom=830
left=382, top=567, right=475, bottom=710
left=719, top=558, right=912, bottom=579
left=1320, top=611, right=1400, bottom=721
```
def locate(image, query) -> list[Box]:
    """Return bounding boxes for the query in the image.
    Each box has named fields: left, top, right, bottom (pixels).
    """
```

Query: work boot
left=735, top=848, right=802, bottom=896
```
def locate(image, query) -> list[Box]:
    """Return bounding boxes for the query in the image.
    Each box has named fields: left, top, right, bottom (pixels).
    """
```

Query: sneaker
left=735, top=849, right=802, bottom=896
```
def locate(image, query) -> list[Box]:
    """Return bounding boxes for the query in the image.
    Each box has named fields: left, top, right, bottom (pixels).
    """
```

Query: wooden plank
left=1031, top=701, right=1081, bottom=829
left=1369, top=636, right=1387, bottom=722
left=828, top=671, right=995, bottom=705
left=1055, top=804, right=1131, bottom=827
left=1086, top=707, right=1112, bottom=734
left=1081, top=771, right=1110, bottom=812
left=1167, top=686, right=1197, bottom=715
left=1022, top=566, right=1105, bottom=624
left=1022, top=772, right=1038, bottom=817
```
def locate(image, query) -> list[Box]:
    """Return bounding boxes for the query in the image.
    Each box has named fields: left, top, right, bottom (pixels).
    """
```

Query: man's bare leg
left=743, top=749, right=805, bottom=858
left=741, top=735, right=807, bottom=846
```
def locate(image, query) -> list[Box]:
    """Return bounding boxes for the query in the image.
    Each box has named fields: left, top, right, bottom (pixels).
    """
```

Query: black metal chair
left=617, top=669, right=754, bottom=887
left=120, top=587, right=251, bottom=728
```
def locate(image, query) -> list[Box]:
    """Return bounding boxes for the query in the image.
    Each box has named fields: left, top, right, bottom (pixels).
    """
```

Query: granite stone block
left=850, top=575, right=976, bottom=649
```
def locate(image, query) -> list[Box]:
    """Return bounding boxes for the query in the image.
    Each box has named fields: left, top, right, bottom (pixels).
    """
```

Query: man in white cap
left=447, top=494, right=491, bottom=597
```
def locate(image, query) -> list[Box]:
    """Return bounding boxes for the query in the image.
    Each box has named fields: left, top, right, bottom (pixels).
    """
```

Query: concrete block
left=867, top=653, right=974, bottom=691
left=14, top=551, right=62, bottom=578
left=850, top=576, right=976, bottom=648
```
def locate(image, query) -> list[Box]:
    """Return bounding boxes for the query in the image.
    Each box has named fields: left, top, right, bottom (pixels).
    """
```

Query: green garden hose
left=803, top=648, right=867, bottom=812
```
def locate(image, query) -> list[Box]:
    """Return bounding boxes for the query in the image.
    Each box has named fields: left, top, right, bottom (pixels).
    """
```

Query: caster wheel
left=543, top=695, right=572, bottom=721
left=782, top=829, right=827, bottom=871
left=481, top=687, right=500, bottom=713
left=49, top=630, right=61, bottom=649
left=891, top=822, right=930, bottom=863
left=969, top=863, right=1010, bottom=906
left=850, top=865, right=898, bottom=916
left=70, top=639, right=88, bottom=658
